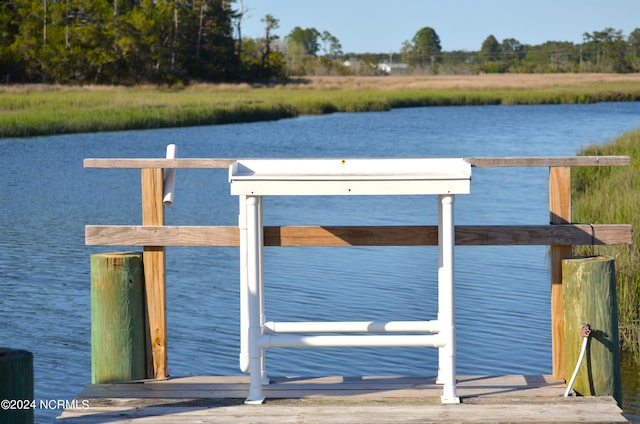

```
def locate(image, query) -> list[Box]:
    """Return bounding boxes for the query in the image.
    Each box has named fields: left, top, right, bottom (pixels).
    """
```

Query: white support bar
left=263, top=320, right=440, bottom=334
left=257, top=196, right=268, bottom=385
left=238, top=195, right=249, bottom=374
left=438, top=194, right=460, bottom=404
left=259, top=334, right=445, bottom=349
left=245, top=195, right=265, bottom=404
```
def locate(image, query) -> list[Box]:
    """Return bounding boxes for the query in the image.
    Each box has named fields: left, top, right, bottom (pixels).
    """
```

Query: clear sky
left=239, top=0, right=640, bottom=53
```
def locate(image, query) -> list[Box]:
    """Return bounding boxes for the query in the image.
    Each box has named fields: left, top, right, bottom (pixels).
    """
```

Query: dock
left=70, top=156, right=633, bottom=423
left=57, top=374, right=628, bottom=423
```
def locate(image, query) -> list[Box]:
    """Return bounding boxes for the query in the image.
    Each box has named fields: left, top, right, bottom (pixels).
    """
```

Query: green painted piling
left=91, top=252, right=146, bottom=384
left=562, top=256, right=622, bottom=403
left=0, top=348, right=34, bottom=424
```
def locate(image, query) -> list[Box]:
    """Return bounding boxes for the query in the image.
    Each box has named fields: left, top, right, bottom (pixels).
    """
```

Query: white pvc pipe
left=162, top=144, right=177, bottom=206
left=564, top=335, right=590, bottom=397
left=263, top=320, right=441, bottom=334
left=246, top=195, right=265, bottom=403
left=257, top=196, right=268, bottom=384
left=438, top=194, right=459, bottom=404
left=436, top=195, right=445, bottom=385
left=238, top=196, right=249, bottom=373
left=259, top=334, right=445, bottom=349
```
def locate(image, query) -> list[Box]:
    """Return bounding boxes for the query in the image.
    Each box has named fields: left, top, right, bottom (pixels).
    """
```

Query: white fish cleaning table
left=229, top=158, right=472, bottom=404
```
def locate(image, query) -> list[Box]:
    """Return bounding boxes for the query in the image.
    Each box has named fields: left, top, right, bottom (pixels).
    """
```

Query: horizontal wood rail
left=466, top=156, right=630, bottom=167
left=86, top=224, right=632, bottom=247
left=84, top=155, right=632, bottom=383
left=84, top=156, right=630, bottom=169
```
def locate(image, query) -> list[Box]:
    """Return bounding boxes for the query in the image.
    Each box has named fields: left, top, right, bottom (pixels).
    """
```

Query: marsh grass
left=3, top=74, right=640, bottom=138
left=573, top=129, right=640, bottom=359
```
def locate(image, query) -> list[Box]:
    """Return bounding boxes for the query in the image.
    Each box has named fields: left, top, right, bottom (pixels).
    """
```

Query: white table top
left=229, top=158, right=471, bottom=196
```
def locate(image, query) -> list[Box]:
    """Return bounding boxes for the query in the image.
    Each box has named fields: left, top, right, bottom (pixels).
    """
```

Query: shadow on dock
left=57, top=375, right=628, bottom=423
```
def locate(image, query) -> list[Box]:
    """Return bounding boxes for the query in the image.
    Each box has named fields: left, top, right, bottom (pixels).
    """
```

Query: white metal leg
left=436, top=195, right=445, bottom=385
left=438, top=194, right=459, bottom=404
left=245, top=195, right=265, bottom=404
left=257, top=196, right=269, bottom=385
left=238, top=196, right=249, bottom=374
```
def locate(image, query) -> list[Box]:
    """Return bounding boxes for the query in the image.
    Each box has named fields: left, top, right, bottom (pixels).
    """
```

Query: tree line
left=0, top=0, right=241, bottom=84
left=1, top=0, right=639, bottom=85
left=395, top=26, right=640, bottom=75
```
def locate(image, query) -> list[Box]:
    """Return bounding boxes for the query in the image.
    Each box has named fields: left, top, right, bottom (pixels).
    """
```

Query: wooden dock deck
left=57, top=375, right=628, bottom=423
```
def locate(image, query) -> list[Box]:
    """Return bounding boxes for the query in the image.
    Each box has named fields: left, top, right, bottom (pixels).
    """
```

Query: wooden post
left=90, top=252, right=146, bottom=384
left=0, top=348, right=33, bottom=424
left=141, top=168, right=167, bottom=380
left=562, top=256, right=621, bottom=403
left=549, top=166, right=571, bottom=379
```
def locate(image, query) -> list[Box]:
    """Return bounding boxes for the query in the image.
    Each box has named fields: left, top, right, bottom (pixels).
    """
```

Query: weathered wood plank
left=86, top=225, right=241, bottom=246
left=465, top=156, right=630, bottom=167
left=58, top=402, right=628, bottom=424
left=74, top=375, right=565, bottom=398
left=141, top=169, right=167, bottom=381
left=58, top=375, right=628, bottom=423
left=84, top=158, right=236, bottom=168
left=453, top=224, right=631, bottom=246
left=85, top=224, right=632, bottom=247
left=84, top=156, right=630, bottom=169
left=550, top=166, right=572, bottom=380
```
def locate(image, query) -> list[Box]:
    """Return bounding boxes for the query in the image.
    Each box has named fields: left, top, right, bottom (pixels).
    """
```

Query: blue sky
left=239, top=0, right=640, bottom=53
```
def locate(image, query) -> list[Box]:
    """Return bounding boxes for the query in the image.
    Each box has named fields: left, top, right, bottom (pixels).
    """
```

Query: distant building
left=342, top=60, right=409, bottom=76
left=377, top=62, right=408, bottom=75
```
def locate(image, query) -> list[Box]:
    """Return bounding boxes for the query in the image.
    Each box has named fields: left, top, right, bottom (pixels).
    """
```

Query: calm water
left=1, top=102, right=640, bottom=423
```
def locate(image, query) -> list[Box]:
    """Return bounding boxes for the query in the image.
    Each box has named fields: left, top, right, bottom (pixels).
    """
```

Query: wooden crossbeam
left=85, top=224, right=632, bottom=247
left=84, top=158, right=236, bottom=168
left=465, top=156, right=630, bottom=167
left=83, top=156, right=630, bottom=169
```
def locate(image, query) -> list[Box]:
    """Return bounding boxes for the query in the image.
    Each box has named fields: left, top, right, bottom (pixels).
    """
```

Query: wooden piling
left=562, top=256, right=622, bottom=403
left=91, top=252, right=146, bottom=384
left=0, top=348, right=34, bottom=424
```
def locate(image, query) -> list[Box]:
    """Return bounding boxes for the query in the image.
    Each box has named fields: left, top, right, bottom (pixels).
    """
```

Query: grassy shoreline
left=574, top=128, right=640, bottom=359
left=2, top=73, right=640, bottom=138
